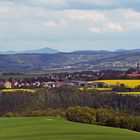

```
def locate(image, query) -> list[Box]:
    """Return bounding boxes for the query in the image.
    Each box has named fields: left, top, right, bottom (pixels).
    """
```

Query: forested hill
left=0, top=51, right=140, bottom=71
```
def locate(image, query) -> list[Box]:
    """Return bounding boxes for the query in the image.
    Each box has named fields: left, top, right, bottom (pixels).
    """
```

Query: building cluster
left=0, top=79, right=110, bottom=89
left=0, top=80, right=64, bottom=89
left=0, top=62, right=139, bottom=89
left=126, top=62, right=140, bottom=77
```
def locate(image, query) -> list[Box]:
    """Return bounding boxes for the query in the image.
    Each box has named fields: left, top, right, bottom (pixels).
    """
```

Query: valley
left=0, top=50, right=139, bottom=71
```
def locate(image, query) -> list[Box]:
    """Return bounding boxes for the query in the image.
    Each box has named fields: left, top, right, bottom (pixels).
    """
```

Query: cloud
left=107, top=22, right=123, bottom=32
left=0, top=0, right=140, bottom=51
left=43, top=21, right=58, bottom=27
left=90, top=27, right=101, bottom=33
left=1, top=0, right=140, bottom=11
left=80, top=0, right=119, bottom=6
left=65, top=10, right=106, bottom=21
left=123, top=9, right=140, bottom=19
left=43, top=19, right=68, bottom=27
left=0, top=4, right=140, bottom=39
left=34, top=0, right=68, bottom=5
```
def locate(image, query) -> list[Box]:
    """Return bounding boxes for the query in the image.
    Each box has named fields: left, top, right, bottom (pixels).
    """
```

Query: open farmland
left=89, top=80, right=140, bottom=88
left=79, top=88, right=112, bottom=91
left=1, top=89, right=36, bottom=93
left=0, top=117, right=139, bottom=140
left=117, top=92, right=140, bottom=95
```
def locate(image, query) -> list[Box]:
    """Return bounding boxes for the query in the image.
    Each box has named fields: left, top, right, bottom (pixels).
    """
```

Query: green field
left=0, top=117, right=139, bottom=140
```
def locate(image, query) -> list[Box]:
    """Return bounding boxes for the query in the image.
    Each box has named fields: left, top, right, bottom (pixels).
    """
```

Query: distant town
left=0, top=62, right=140, bottom=90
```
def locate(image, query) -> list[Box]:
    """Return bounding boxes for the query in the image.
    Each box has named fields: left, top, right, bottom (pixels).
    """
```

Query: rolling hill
left=0, top=117, right=139, bottom=140
left=0, top=50, right=139, bottom=71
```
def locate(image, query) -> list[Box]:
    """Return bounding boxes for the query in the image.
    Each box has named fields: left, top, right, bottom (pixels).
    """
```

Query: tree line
left=112, top=84, right=140, bottom=92
left=0, top=86, right=140, bottom=115
left=65, top=106, right=140, bottom=132
left=0, top=86, right=139, bottom=132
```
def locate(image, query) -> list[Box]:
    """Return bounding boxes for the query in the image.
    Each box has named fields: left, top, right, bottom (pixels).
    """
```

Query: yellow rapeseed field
left=1, top=89, right=36, bottom=93
left=117, top=92, right=140, bottom=95
left=88, top=80, right=140, bottom=88
left=79, top=88, right=112, bottom=91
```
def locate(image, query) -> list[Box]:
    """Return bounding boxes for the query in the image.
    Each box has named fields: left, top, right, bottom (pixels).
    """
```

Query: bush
left=20, top=109, right=64, bottom=117
left=65, top=106, right=96, bottom=124
left=45, top=108, right=65, bottom=117
left=65, top=106, right=140, bottom=132
left=4, top=112, right=20, bottom=117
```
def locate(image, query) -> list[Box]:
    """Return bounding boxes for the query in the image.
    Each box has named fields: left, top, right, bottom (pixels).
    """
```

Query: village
left=0, top=62, right=140, bottom=90
left=0, top=79, right=109, bottom=89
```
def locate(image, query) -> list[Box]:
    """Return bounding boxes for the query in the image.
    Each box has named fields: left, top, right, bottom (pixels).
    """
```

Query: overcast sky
left=0, top=0, right=140, bottom=52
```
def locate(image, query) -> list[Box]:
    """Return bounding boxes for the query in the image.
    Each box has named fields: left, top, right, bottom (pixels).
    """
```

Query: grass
left=88, top=80, right=140, bottom=88
left=0, top=117, right=139, bottom=140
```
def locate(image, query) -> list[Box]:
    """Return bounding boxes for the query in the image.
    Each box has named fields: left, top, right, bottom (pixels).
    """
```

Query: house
left=12, top=81, right=19, bottom=88
left=4, top=81, right=12, bottom=89
left=42, top=82, right=56, bottom=88
left=92, top=82, right=109, bottom=88
left=33, top=82, right=41, bottom=88
left=55, top=82, right=63, bottom=87
left=127, top=74, right=140, bottom=77
left=70, top=81, right=88, bottom=87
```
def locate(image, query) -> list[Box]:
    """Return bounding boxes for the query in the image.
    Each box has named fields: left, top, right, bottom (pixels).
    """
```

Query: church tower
left=136, top=62, right=140, bottom=74
left=136, top=56, right=140, bottom=74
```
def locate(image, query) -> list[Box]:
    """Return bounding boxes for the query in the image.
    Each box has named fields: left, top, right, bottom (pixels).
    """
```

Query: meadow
left=0, top=117, right=139, bottom=140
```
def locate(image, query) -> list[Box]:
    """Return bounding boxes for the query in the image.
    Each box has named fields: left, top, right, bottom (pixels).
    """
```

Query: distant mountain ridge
left=0, top=48, right=140, bottom=54
left=115, top=49, right=140, bottom=53
left=20, top=47, right=59, bottom=54
left=0, top=47, right=59, bottom=54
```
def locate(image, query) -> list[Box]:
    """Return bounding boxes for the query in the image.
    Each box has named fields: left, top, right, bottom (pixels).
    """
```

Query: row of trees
left=65, top=106, right=140, bottom=132
left=0, top=86, right=140, bottom=115
left=112, top=84, right=140, bottom=92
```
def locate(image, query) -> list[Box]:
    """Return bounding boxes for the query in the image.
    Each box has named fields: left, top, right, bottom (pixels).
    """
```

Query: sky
left=0, top=0, right=140, bottom=52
